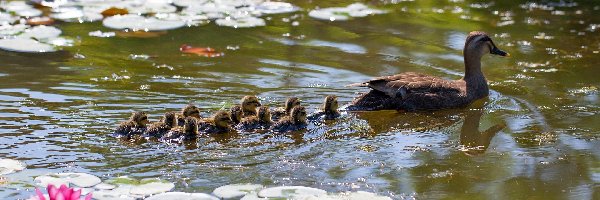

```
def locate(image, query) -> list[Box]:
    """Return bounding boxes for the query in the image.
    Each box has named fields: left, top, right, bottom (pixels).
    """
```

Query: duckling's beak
left=491, top=46, right=510, bottom=57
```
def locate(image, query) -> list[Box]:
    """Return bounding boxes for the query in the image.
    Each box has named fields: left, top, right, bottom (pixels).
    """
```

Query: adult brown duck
left=347, top=31, right=509, bottom=111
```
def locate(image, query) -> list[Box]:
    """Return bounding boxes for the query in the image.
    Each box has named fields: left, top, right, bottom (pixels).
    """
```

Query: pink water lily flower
left=30, top=184, right=92, bottom=200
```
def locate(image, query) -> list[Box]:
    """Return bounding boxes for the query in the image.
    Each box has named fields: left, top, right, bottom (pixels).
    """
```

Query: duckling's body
left=241, top=96, right=261, bottom=117
left=347, top=31, right=509, bottom=111
left=230, top=105, right=243, bottom=125
left=236, top=106, right=273, bottom=131
left=308, top=95, right=341, bottom=120
left=114, top=111, right=149, bottom=138
left=144, top=111, right=177, bottom=138
left=271, top=106, right=308, bottom=132
left=198, top=111, right=233, bottom=134
left=160, top=117, right=199, bottom=143
left=177, top=104, right=201, bottom=126
left=271, top=97, right=301, bottom=121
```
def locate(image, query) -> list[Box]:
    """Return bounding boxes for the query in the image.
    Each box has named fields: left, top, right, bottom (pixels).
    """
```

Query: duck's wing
left=356, top=72, right=460, bottom=98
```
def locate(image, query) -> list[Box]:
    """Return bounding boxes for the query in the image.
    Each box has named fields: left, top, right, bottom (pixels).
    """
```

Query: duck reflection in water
left=459, top=108, right=506, bottom=155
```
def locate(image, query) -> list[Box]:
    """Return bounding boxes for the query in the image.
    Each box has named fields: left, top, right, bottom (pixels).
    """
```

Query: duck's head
left=130, top=111, right=149, bottom=126
left=241, top=96, right=261, bottom=113
left=322, top=95, right=339, bottom=113
left=285, top=97, right=301, bottom=113
left=164, top=111, right=178, bottom=127
left=290, top=106, right=307, bottom=124
left=182, top=104, right=201, bottom=119
left=183, top=116, right=199, bottom=134
left=257, top=106, right=272, bottom=123
left=213, top=111, right=232, bottom=128
left=229, top=105, right=243, bottom=124
left=464, top=31, right=510, bottom=59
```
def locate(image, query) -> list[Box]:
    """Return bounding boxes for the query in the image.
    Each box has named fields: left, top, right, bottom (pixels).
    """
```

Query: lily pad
left=256, top=2, right=299, bottom=14
left=213, top=183, right=264, bottom=199
left=103, top=14, right=186, bottom=31
left=34, top=173, right=102, bottom=187
left=104, top=177, right=175, bottom=196
left=0, top=159, right=26, bottom=175
left=0, top=38, right=56, bottom=53
left=145, top=192, right=219, bottom=200
left=308, top=3, right=386, bottom=21
left=309, top=191, right=393, bottom=200
left=18, top=25, right=62, bottom=40
left=215, top=16, right=265, bottom=28
left=257, top=186, right=327, bottom=198
left=0, top=24, right=29, bottom=36
left=129, top=180, right=175, bottom=195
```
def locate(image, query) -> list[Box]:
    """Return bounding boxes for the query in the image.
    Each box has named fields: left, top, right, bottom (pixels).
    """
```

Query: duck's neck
left=462, top=53, right=489, bottom=98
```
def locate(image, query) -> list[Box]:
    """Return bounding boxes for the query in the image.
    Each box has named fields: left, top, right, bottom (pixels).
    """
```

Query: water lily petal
left=84, top=192, right=92, bottom=200
left=48, top=184, right=58, bottom=199
left=35, top=188, right=47, bottom=200
left=71, top=189, right=82, bottom=200
left=55, top=192, right=65, bottom=200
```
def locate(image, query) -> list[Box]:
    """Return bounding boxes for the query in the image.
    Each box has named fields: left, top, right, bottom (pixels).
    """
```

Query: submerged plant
left=30, top=184, right=92, bottom=200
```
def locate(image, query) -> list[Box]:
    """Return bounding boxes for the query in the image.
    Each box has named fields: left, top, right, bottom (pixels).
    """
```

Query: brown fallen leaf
left=26, top=16, right=55, bottom=26
left=180, top=44, right=224, bottom=57
left=101, top=7, right=129, bottom=17
left=116, top=30, right=167, bottom=38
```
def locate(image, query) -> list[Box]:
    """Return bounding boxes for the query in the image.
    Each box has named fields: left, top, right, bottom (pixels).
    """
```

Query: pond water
left=1, top=0, right=600, bottom=199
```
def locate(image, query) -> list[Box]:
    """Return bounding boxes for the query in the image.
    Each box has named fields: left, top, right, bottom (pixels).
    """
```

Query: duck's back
left=144, top=122, right=170, bottom=138
left=348, top=72, right=469, bottom=111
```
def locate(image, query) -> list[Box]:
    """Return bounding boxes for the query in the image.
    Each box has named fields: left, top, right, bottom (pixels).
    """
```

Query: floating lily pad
left=255, top=2, right=299, bottom=14
left=18, top=25, right=62, bottom=40
left=145, top=192, right=219, bottom=200
left=129, top=180, right=175, bottom=195
left=34, top=173, right=101, bottom=187
left=257, top=186, right=327, bottom=198
left=104, top=177, right=175, bottom=196
left=103, top=14, right=186, bottom=31
left=172, top=0, right=210, bottom=7
left=215, top=16, right=265, bottom=28
left=0, top=12, right=18, bottom=24
left=0, top=24, right=29, bottom=36
left=213, top=183, right=264, bottom=199
left=308, top=3, right=386, bottom=21
left=309, top=191, right=393, bottom=200
left=0, top=38, right=55, bottom=53
left=93, top=189, right=136, bottom=200
left=0, top=159, right=26, bottom=175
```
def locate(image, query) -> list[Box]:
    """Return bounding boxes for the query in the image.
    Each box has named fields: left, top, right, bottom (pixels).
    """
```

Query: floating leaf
left=34, top=173, right=102, bottom=188
left=215, top=16, right=265, bottom=28
left=101, top=7, right=129, bottom=17
left=180, top=44, right=224, bottom=57
left=18, top=25, right=62, bottom=40
left=213, top=183, right=264, bottom=199
left=26, top=16, right=56, bottom=26
left=257, top=186, right=327, bottom=198
left=103, top=14, right=186, bottom=31
left=309, top=3, right=386, bottom=21
left=0, top=159, right=26, bottom=175
left=0, top=38, right=55, bottom=53
left=144, top=192, right=218, bottom=200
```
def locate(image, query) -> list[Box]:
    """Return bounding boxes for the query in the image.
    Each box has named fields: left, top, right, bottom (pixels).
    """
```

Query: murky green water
left=1, top=0, right=600, bottom=199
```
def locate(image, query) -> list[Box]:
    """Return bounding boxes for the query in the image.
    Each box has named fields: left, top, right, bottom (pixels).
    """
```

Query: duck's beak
left=491, top=46, right=510, bottom=57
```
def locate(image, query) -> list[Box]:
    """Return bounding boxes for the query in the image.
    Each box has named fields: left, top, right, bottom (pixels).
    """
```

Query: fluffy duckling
left=271, top=106, right=308, bottom=132
left=160, top=117, right=199, bottom=143
left=271, top=97, right=301, bottom=121
left=114, top=111, right=149, bottom=137
left=241, top=96, right=261, bottom=117
left=308, top=95, right=341, bottom=120
left=347, top=31, right=510, bottom=111
left=178, top=104, right=201, bottom=126
left=144, top=111, right=178, bottom=138
left=229, top=105, right=243, bottom=125
left=198, top=111, right=233, bottom=134
left=236, top=106, right=273, bottom=131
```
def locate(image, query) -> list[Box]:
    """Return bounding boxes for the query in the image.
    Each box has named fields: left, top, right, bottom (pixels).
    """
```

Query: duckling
left=178, top=104, right=201, bottom=126
left=308, top=95, right=341, bottom=120
left=198, top=111, right=233, bottom=134
left=144, top=111, right=178, bottom=138
left=271, top=106, right=308, bottom=132
left=229, top=105, right=243, bottom=125
left=160, top=116, right=199, bottom=143
left=236, top=106, right=273, bottom=131
left=240, top=96, right=261, bottom=117
left=347, top=31, right=510, bottom=111
left=271, top=97, right=301, bottom=121
left=114, top=111, right=149, bottom=138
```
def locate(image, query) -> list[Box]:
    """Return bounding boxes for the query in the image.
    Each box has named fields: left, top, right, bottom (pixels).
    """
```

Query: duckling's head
left=464, top=31, right=509, bottom=58
left=257, top=106, right=272, bottom=123
left=290, top=106, right=307, bottom=124
left=130, top=111, right=149, bottom=126
left=182, top=104, right=201, bottom=119
left=213, top=111, right=232, bottom=128
left=164, top=111, right=178, bottom=127
left=229, top=105, right=243, bottom=124
left=285, top=97, right=301, bottom=113
left=183, top=117, right=198, bottom=134
left=241, top=96, right=261, bottom=113
left=322, top=95, right=339, bottom=113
